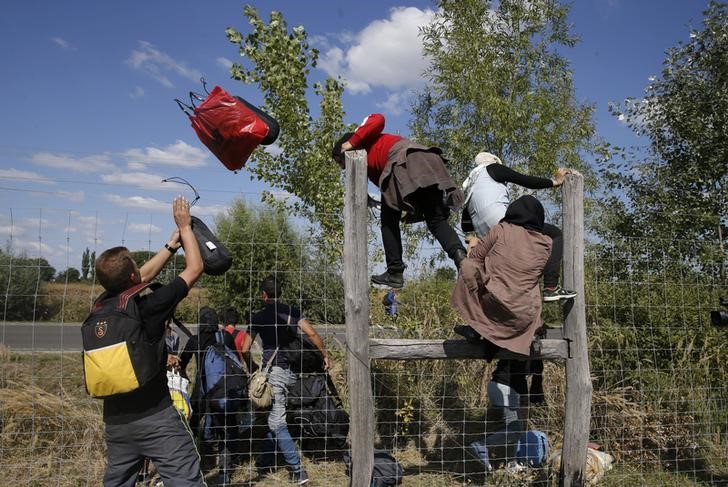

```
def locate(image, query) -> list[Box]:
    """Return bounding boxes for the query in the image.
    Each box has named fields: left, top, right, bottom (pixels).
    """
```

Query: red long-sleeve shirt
left=347, top=113, right=402, bottom=185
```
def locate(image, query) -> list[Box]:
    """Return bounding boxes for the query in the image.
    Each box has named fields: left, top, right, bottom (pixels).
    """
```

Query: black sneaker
left=288, top=467, right=309, bottom=485
left=453, top=324, right=481, bottom=343
left=371, top=271, right=404, bottom=288
left=543, top=285, right=577, bottom=302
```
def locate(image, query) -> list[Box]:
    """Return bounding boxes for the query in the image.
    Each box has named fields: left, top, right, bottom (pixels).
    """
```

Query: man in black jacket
left=95, top=196, right=205, bottom=487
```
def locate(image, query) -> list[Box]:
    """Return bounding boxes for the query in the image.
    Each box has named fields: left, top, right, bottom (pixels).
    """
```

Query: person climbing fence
left=461, top=151, right=576, bottom=301
left=333, top=113, right=467, bottom=289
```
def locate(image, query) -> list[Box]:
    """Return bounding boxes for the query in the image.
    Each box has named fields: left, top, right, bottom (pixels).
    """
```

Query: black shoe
left=255, top=456, right=275, bottom=477
left=371, top=271, right=404, bottom=288
left=453, top=324, right=481, bottom=343
left=453, top=248, right=467, bottom=269
left=288, top=467, right=309, bottom=484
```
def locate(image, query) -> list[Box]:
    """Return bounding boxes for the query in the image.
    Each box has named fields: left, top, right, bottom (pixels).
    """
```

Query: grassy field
left=43, top=282, right=208, bottom=323
left=2, top=345, right=725, bottom=486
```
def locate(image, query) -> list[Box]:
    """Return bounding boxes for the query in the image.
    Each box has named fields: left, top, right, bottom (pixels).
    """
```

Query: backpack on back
left=81, top=283, right=165, bottom=398
left=277, top=312, right=325, bottom=374
left=201, top=331, right=247, bottom=412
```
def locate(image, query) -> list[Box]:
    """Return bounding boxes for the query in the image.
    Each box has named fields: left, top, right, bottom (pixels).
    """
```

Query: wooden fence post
left=344, top=150, right=374, bottom=487
left=560, top=172, right=592, bottom=486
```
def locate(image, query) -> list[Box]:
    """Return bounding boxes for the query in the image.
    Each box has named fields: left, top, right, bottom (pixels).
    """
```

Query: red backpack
left=176, top=84, right=279, bottom=172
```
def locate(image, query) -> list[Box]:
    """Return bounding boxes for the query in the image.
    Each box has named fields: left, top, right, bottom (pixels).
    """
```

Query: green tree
left=411, top=0, right=603, bottom=187
left=56, top=267, right=81, bottom=283
left=0, top=249, right=51, bottom=320
left=603, top=1, right=727, bottom=276
left=88, top=250, right=96, bottom=281
left=33, top=257, right=55, bottom=282
left=81, top=248, right=90, bottom=281
left=206, top=199, right=344, bottom=324
left=225, top=6, right=350, bottom=252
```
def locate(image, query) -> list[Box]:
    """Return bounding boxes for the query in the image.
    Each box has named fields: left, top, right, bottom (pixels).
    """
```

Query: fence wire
left=0, top=201, right=726, bottom=486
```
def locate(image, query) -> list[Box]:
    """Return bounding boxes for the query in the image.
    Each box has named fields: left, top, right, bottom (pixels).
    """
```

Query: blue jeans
left=257, top=366, right=302, bottom=470
left=484, top=381, right=525, bottom=464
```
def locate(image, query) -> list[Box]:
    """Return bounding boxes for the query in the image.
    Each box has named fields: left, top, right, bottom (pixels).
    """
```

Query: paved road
left=0, top=322, right=351, bottom=352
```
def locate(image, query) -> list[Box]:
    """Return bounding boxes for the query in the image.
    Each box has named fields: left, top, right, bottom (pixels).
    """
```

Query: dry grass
left=0, top=346, right=105, bottom=485
left=1, top=338, right=725, bottom=486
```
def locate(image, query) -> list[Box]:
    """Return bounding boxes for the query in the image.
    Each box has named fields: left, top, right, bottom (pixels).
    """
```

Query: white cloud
left=192, top=204, right=228, bottom=217
left=30, top=152, right=115, bottom=172
left=77, top=216, right=99, bottom=225
left=100, top=171, right=171, bottom=191
left=318, top=7, right=436, bottom=94
left=105, top=194, right=225, bottom=218
left=0, top=225, right=24, bottom=237
left=217, top=57, right=233, bottom=70
left=126, top=40, right=202, bottom=88
left=0, top=168, right=55, bottom=185
left=51, top=37, right=72, bottom=50
left=13, top=239, right=58, bottom=258
left=128, top=223, right=162, bottom=235
left=375, top=91, right=411, bottom=116
left=123, top=140, right=208, bottom=169
left=130, top=86, right=145, bottom=99
left=18, top=217, right=51, bottom=230
left=57, top=191, right=85, bottom=202
left=105, top=194, right=169, bottom=212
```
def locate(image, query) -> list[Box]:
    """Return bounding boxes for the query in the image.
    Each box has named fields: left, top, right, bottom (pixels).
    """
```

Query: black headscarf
left=501, top=195, right=545, bottom=232
left=197, top=306, right=219, bottom=352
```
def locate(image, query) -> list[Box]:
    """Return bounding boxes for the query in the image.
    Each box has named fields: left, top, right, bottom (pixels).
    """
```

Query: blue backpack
left=516, top=430, right=549, bottom=467
left=201, top=331, right=247, bottom=412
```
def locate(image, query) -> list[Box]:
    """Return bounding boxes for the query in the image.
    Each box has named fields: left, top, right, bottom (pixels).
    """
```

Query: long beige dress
left=451, top=222, right=552, bottom=355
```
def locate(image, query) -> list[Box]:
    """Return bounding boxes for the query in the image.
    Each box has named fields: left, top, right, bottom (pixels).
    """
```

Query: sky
left=0, top=0, right=711, bottom=273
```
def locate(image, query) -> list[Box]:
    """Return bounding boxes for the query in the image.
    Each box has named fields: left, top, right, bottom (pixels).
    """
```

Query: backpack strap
left=171, top=316, right=194, bottom=338
left=117, top=282, right=153, bottom=310
left=325, top=371, right=345, bottom=408
left=262, top=348, right=279, bottom=373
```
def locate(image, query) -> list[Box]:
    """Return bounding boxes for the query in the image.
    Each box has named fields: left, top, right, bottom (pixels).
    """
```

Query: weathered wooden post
left=560, top=171, right=592, bottom=486
left=344, top=150, right=374, bottom=487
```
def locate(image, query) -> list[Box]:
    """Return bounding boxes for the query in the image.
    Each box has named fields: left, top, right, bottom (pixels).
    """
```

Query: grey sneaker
left=288, top=467, right=309, bottom=485
left=371, top=271, right=404, bottom=288
left=543, top=285, right=577, bottom=302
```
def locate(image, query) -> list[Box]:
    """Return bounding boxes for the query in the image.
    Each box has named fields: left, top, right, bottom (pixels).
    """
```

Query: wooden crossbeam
left=369, top=338, right=569, bottom=361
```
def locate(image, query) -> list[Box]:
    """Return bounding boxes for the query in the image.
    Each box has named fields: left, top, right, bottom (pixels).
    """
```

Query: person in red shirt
left=221, top=306, right=250, bottom=363
left=333, top=113, right=466, bottom=288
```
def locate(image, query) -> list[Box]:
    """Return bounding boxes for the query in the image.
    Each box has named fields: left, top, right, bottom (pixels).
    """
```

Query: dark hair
left=261, top=274, right=282, bottom=300
left=332, top=132, right=355, bottom=159
left=199, top=306, right=218, bottom=325
left=221, top=307, right=240, bottom=325
left=95, top=246, right=136, bottom=294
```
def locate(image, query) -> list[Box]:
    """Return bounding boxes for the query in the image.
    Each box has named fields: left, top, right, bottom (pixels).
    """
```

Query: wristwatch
left=164, top=243, right=179, bottom=254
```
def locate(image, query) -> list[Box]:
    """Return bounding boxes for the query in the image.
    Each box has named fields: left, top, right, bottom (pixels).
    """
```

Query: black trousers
left=542, top=223, right=563, bottom=288
left=380, top=186, right=465, bottom=273
left=104, top=406, right=204, bottom=487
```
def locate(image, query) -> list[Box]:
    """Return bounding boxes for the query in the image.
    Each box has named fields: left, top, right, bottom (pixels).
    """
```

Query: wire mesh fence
left=0, top=200, right=726, bottom=486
